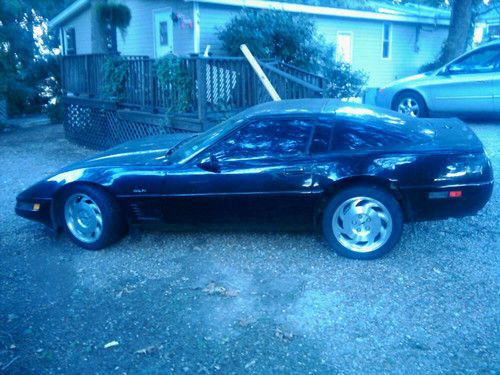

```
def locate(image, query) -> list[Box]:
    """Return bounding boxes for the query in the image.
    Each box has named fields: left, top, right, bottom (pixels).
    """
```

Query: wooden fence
left=61, top=54, right=325, bottom=122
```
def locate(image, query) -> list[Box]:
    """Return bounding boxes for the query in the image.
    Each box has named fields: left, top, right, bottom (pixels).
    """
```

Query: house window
left=336, top=32, right=353, bottom=64
left=382, top=24, right=391, bottom=59
left=159, top=21, right=169, bottom=46
left=65, top=27, right=76, bottom=55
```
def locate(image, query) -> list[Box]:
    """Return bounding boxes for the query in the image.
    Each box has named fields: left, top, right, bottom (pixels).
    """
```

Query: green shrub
left=218, top=9, right=322, bottom=70
left=218, top=9, right=367, bottom=98
left=45, top=98, right=64, bottom=124
left=318, top=49, right=368, bottom=98
left=103, top=55, right=129, bottom=100
left=155, top=54, right=193, bottom=113
left=418, top=60, right=443, bottom=73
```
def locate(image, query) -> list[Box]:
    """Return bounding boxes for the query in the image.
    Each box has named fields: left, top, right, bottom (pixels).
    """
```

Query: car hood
left=382, top=71, right=437, bottom=90
left=61, top=133, right=194, bottom=171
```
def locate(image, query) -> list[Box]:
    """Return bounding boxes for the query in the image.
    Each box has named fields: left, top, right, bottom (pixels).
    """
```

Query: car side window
left=333, top=118, right=415, bottom=151
left=211, top=118, right=314, bottom=161
left=309, top=123, right=333, bottom=154
left=448, top=47, right=500, bottom=74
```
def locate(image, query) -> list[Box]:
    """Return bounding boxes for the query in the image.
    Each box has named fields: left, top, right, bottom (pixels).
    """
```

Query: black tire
left=322, top=185, right=403, bottom=260
left=58, top=184, right=127, bottom=250
left=393, top=91, right=428, bottom=118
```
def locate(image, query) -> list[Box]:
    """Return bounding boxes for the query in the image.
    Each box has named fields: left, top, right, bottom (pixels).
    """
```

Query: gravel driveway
left=0, top=122, right=498, bottom=374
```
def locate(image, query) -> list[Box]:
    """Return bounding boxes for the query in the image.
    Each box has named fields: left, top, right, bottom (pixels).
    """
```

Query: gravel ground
left=0, top=123, right=498, bottom=374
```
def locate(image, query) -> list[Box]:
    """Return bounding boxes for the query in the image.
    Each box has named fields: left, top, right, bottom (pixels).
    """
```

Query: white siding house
left=57, top=2, right=94, bottom=55
left=50, top=0, right=451, bottom=87
left=115, top=0, right=196, bottom=56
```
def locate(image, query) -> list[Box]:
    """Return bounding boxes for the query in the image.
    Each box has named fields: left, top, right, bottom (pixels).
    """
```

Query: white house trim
left=193, top=2, right=200, bottom=54
left=59, top=27, right=65, bottom=55
left=49, top=0, right=90, bottom=28
left=184, top=0, right=450, bottom=26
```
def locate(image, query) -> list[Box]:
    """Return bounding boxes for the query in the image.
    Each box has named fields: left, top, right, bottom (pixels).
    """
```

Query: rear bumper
left=400, top=181, right=494, bottom=221
left=15, top=197, right=54, bottom=227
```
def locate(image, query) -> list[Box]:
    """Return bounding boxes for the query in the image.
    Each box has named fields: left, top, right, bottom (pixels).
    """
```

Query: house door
left=154, top=10, right=173, bottom=57
left=336, top=32, right=353, bottom=64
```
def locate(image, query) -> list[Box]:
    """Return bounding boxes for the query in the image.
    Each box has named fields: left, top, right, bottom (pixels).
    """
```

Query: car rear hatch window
left=422, top=118, right=484, bottom=152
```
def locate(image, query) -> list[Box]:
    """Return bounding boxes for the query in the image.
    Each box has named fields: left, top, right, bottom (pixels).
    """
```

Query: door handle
left=283, top=166, right=310, bottom=175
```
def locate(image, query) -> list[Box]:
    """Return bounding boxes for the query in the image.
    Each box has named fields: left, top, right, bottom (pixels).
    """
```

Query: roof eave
left=48, top=0, right=90, bottom=28
left=185, top=0, right=450, bottom=26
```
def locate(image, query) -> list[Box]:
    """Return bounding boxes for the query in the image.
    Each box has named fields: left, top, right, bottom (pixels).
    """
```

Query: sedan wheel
left=322, top=185, right=403, bottom=259
left=397, top=97, right=420, bottom=117
left=59, top=184, right=126, bottom=250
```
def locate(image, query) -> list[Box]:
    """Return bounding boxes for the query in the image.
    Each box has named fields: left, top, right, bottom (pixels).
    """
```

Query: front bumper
left=374, top=88, right=394, bottom=109
left=15, top=197, right=54, bottom=227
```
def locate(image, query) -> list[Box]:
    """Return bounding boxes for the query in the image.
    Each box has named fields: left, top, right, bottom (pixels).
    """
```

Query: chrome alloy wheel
left=397, top=97, right=420, bottom=117
left=332, top=196, right=393, bottom=253
left=64, top=193, right=103, bottom=243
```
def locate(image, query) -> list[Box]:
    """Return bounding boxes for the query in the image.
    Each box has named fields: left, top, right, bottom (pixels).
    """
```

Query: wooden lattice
left=63, top=98, right=192, bottom=150
left=205, top=62, right=238, bottom=109
left=0, top=99, right=7, bottom=123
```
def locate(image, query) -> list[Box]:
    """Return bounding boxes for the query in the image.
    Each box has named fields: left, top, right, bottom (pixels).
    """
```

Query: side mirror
left=438, top=65, right=451, bottom=76
left=198, top=154, right=221, bottom=173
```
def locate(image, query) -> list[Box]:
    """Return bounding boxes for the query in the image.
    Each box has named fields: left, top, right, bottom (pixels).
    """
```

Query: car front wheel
left=322, top=186, right=403, bottom=259
left=59, top=184, right=126, bottom=250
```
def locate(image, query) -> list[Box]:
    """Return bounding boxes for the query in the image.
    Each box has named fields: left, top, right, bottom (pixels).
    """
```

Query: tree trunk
left=439, top=0, right=474, bottom=64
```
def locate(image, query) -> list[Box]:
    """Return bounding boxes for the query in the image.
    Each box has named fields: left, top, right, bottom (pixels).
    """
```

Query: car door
left=161, top=117, right=317, bottom=227
left=428, top=46, right=499, bottom=114
left=492, top=49, right=500, bottom=113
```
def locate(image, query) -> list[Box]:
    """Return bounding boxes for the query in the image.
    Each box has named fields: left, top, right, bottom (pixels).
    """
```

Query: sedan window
left=448, top=47, right=500, bottom=74
left=211, top=118, right=314, bottom=161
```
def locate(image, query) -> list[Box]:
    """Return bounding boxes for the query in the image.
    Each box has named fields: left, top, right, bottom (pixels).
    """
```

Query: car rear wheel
left=322, top=186, right=403, bottom=259
left=394, top=92, right=428, bottom=118
left=59, top=184, right=126, bottom=250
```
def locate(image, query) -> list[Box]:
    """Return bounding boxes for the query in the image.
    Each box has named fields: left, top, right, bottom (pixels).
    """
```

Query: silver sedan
left=375, top=41, right=500, bottom=118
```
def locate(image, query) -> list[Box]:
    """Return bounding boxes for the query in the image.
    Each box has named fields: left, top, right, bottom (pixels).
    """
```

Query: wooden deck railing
left=61, top=54, right=325, bottom=122
left=261, top=63, right=323, bottom=100
left=61, top=53, right=111, bottom=97
left=274, top=62, right=326, bottom=89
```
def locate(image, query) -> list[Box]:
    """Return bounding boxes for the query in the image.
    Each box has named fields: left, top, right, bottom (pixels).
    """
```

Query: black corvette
left=16, top=99, right=493, bottom=259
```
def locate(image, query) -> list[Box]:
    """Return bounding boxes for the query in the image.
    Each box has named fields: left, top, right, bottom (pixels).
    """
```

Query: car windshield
left=168, top=110, right=249, bottom=164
